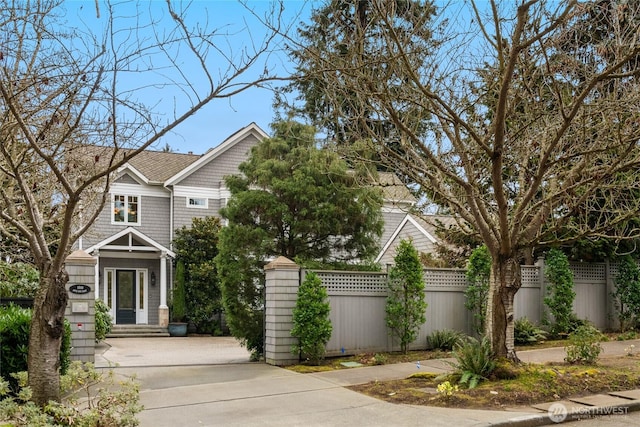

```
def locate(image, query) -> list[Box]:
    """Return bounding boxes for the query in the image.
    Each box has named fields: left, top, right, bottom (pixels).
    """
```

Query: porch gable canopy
left=85, top=227, right=175, bottom=258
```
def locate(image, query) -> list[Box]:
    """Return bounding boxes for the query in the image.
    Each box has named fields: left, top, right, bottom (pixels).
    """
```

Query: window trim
left=111, top=194, right=141, bottom=225
left=186, top=196, right=208, bottom=209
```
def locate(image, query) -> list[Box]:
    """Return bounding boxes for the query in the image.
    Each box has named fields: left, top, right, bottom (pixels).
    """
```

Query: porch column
left=159, top=251, right=169, bottom=327
left=93, top=250, right=100, bottom=300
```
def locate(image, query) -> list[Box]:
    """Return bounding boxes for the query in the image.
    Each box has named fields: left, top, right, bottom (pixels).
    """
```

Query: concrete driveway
left=95, top=336, right=252, bottom=368
left=94, top=337, right=541, bottom=426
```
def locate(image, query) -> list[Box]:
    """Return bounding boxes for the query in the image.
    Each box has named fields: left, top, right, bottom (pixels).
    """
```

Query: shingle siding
left=173, top=196, right=223, bottom=230
left=177, top=134, right=259, bottom=187
left=380, top=210, right=407, bottom=248
left=116, top=174, right=139, bottom=184
left=83, top=195, right=170, bottom=248
left=378, top=221, right=437, bottom=266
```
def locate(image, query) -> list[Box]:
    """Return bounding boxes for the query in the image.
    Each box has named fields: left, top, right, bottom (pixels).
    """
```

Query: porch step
left=107, top=325, right=170, bottom=338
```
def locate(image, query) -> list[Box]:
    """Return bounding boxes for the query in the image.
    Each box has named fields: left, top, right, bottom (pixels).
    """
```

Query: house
left=373, top=172, right=458, bottom=267
left=81, top=123, right=267, bottom=327
left=81, top=123, right=450, bottom=327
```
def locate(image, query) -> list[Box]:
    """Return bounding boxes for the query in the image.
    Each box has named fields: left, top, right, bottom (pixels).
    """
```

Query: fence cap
left=264, top=256, right=299, bottom=271
left=65, top=250, right=97, bottom=265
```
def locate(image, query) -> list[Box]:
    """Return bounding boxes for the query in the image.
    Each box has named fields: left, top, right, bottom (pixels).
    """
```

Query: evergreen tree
left=544, top=249, right=576, bottom=336
left=465, top=245, right=491, bottom=335
left=173, top=216, right=223, bottom=334
left=291, top=272, right=332, bottom=365
left=216, top=121, right=383, bottom=357
left=385, top=239, right=427, bottom=353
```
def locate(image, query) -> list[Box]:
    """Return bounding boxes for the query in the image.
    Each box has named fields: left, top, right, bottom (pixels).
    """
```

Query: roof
left=126, top=150, right=200, bottom=183
left=85, top=227, right=176, bottom=257
left=75, top=123, right=267, bottom=185
left=413, top=214, right=459, bottom=237
left=71, top=143, right=201, bottom=184
left=376, top=172, right=416, bottom=205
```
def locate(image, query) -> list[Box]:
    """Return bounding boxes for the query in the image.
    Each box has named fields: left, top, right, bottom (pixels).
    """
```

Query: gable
left=115, top=173, right=140, bottom=185
left=376, top=214, right=439, bottom=264
left=85, top=227, right=175, bottom=257
left=380, top=210, right=407, bottom=251
left=165, top=123, right=268, bottom=187
left=175, top=132, right=261, bottom=187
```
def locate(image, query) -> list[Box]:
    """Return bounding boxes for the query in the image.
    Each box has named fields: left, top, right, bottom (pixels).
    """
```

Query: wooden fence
left=305, top=260, right=616, bottom=356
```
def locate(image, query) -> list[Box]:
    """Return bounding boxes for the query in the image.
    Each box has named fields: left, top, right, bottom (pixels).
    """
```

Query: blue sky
left=65, top=0, right=314, bottom=155
left=62, top=1, right=478, bottom=156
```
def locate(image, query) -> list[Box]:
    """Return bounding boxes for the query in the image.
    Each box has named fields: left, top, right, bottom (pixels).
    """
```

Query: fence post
left=605, top=259, right=618, bottom=331
left=535, top=256, right=546, bottom=325
left=65, top=250, right=96, bottom=363
left=264, top=256, right=300, bottom=366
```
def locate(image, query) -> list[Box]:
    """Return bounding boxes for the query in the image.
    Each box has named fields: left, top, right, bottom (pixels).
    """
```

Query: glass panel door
left=116, top=270, right=136, bottom=324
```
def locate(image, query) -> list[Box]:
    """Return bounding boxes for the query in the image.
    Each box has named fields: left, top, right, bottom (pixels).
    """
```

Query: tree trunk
left=485, top=256, right=521, bottom=361
left=28, top=269, right=69, bottom=406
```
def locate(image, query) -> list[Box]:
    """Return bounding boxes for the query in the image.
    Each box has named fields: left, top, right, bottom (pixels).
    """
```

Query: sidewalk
left=97, top=337, right=640, bottom=426
left=309, top=339, right=640, bottom=425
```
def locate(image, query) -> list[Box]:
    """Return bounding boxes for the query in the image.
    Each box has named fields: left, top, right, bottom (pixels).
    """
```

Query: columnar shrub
left=291, top=272, right=332, bottom=365
left=613, top=255, right=640, bottom=332
left=464, top=245, right=491, bottom=335
left=385, top=239, right=427, bottom=354
left=544, top=248, right=576, bottom=336
left=171, top=260, right=187, bottom=323
left=173, top=216, right=223, bottom=334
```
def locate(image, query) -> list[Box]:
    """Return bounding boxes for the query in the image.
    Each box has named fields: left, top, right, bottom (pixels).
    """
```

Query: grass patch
left=285, top=349, right=452, bottom=373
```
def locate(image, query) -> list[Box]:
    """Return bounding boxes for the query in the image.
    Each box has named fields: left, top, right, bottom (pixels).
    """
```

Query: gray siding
left=116, top=174, right=139, bottom=184
left=379, top=211, right=406, bottom=248
left=378, top=221, right=437, bottom=266
left=173, top=196, right=223, bottom=230
left=177, top=134, right=259, bottom=187
left=83, top=195, right=171, bottom=248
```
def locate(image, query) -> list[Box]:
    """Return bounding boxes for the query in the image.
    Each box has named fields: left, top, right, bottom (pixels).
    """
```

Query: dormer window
left=113, top=194, right=140, bottom=225
left=187, top=197, right=208, bottom=209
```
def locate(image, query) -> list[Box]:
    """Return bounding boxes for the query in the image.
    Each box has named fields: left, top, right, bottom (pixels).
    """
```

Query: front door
left=116, top=270, right=136, bottom=324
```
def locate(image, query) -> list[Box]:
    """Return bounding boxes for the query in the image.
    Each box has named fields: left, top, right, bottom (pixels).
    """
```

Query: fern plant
left=427, top=329, right=466, bottom=351
left=514, top=317, right=547, bottom=345
left=448, top=336, right=496, bottom=389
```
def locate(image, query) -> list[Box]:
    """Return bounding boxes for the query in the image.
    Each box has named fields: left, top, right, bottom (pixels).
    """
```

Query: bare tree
left=284, top=0, right=640, bottom=360
left=0, top=0, right=287, bottom=404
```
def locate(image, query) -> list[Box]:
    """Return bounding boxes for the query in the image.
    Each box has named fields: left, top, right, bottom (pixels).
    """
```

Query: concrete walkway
left=95, top=337, right=640, bottom=426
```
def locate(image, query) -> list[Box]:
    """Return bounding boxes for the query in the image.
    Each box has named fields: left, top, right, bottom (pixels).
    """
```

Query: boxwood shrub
left=0, top=304, right=71, bottom=389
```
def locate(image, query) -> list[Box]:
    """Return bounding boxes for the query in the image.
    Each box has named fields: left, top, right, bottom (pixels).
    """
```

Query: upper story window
left=113, top=194, right=140, bottom=225
left=187, top=197, right=208, bottom=209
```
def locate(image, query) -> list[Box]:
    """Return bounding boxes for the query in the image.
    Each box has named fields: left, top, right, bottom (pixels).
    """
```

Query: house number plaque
left=69, top=284, right=91, bottom=295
